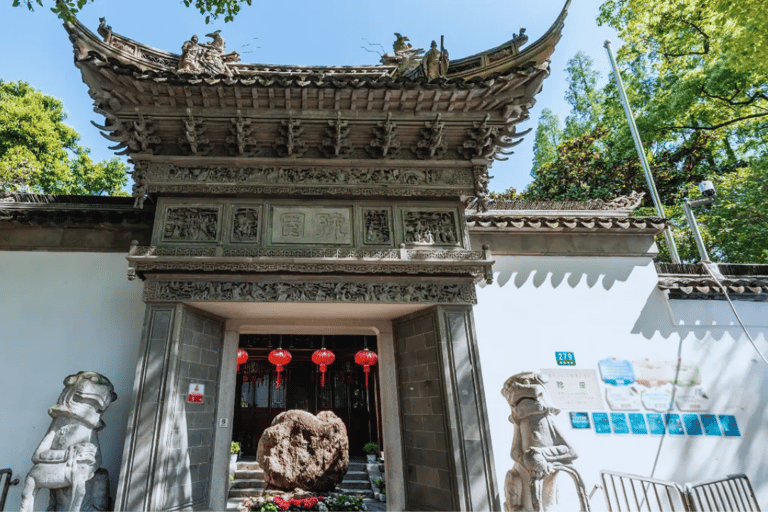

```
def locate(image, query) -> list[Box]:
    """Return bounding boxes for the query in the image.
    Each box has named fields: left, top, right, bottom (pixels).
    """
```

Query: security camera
left=699, top=180, right=716, bottom=198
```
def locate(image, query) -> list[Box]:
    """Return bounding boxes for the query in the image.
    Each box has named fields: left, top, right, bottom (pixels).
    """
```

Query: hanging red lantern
left=312, top=348, right=335, bottom=387
left=354, top=349, right=378, bottom=388
left=268, top=348, right=292, bottom=388
left=237, top=349, right=249, bottom=372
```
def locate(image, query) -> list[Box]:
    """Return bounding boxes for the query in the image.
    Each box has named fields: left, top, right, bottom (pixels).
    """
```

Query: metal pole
left=682, top=197, right=714, bottom=263
left=604, top=40, right=681, bottom=263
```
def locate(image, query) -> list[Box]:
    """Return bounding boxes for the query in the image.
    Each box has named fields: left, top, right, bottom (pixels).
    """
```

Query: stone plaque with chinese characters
left=271, top=206, right=353, bottom=245
left=540, top=368, right=604, bottom=410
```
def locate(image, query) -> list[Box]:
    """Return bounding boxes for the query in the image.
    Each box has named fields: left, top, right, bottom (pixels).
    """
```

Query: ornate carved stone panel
left=270, top=206, right=352, bottom=245
left=402, top=209, right=460, bottom=246
left=143, top=279, right=477, bottom=304
left=231, top=207, right=261, bottom=243
left=161, top=207, right=219, bottom=242
left=362, top=208, right=392, bottom=245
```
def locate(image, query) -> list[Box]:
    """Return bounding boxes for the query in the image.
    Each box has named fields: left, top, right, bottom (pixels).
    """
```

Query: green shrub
left=362, top=442, right=379, bottom=455
left=231, top=441, right=241, bottom=454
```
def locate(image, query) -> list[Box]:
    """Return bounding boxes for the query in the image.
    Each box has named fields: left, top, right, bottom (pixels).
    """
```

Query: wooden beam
left=251, top=88, right=259, bottom=109
left=462, top=89, right=479, bottom=112
left=334, top=89, right=341, bottom=111
left=217, top=86, right=227, bottom=109
left=350, top=89, right=357, bottom=111
left=268, top=88, right=275, bottom=109
left=446, top=90, right=459, bottom=112
left=367, top=90, right=374, bottom=111
left=234, top=87, right=242, bottom=109
left=415, top=90, right=425, bottom=112
left=183, top=86, right=194, bottom=108
left=166, top=84, right=177, bottom=108
left=431, top=90, right=442, bottom=112
left=383, top=90, right=391, bottom=111
left=285, top=88, right=292, bottom=110
left=318, top=89, right=324, bottom=110
left=301, top=88, right=307, bottom=110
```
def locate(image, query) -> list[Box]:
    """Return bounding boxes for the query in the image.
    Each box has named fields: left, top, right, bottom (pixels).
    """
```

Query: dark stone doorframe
left=393, top=306, right=500, bottom=511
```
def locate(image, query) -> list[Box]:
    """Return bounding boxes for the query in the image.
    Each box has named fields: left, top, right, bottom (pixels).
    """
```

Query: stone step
left=234, top=469, right=264, bottom=479
left=236, top=462, right=261, bottom=471
left=337, top=489, right=375, bottom=497
left=344, top=470, right=368, bottom=479
left=231, top=479, right=267, bottom=489
left=228, top=487, right=267, bottom=498
left=226, top=497, right=244, bottom=511
left=337, top=479, right=371, bottom=490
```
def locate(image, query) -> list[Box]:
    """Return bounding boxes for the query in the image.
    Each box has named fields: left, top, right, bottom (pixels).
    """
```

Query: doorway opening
left=232, top=334, right=383, bottom=458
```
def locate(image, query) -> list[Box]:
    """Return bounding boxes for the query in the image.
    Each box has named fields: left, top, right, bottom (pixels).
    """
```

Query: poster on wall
left=540, top=368, right=604, bottom=410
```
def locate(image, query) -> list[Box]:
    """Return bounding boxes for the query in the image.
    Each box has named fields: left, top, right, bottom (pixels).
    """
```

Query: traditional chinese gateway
left=2, top=2, right=768, bottom=511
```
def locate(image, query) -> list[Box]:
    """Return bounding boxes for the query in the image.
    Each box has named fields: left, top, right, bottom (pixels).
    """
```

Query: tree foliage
left=13, top=0, right=252, bottom=23
left=531, top=108, right=563, bottom=171
left=0, top=80, right=128, bottom=195
left=520, top=0, right=767, bottom=263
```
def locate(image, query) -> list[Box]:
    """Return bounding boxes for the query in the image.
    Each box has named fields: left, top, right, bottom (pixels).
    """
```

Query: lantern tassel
left=365, top=367, right=370, bottom=388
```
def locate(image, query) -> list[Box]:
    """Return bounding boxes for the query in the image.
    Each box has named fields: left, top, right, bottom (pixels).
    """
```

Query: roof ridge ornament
left=177, top=30, right=241, bottom=76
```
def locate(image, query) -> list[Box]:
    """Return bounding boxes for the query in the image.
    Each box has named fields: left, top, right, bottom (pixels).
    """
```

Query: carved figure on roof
left=421, top=40, right=449, bottom=80
left=380, top=33, right=424, bottom=75
left=177, top=31, right=240, bottom=75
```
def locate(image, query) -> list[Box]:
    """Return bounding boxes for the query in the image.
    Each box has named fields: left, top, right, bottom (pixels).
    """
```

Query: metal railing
left=0, top=469, right=20, bottom=512
left=601, top=471, right=688, bottom=512
left=599, top=471, right=761, bottom=512
left=686, top=474, right=760, bottom=512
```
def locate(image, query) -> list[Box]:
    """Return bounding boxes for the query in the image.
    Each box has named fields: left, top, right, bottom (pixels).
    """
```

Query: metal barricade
left=600, top=471, right=688, bottom=512
left=0, top=469, right=20, bottom=512
left=686, top=474, right=761, bottom=512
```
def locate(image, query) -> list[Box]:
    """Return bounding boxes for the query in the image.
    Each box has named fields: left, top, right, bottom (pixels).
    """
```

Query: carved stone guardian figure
left=501, top=372, right=589, bottom=512
left=20, top=372, right=118, bottom=512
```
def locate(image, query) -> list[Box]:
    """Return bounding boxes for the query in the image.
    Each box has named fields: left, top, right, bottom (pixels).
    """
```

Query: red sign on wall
left=188, top=383, right=205, bottom=403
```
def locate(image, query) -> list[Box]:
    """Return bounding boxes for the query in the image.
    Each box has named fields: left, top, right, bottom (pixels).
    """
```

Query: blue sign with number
left=593, top=413, right=612, bottom=434
left=555, top=352, right=576, bottom=366
left=629, top=413, right=648, bottom=435
left=570, top=412, right=591, bottom=429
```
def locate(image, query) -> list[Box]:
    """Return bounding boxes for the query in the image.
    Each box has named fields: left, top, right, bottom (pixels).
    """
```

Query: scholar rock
left=257, top=410, right=349, bottom=492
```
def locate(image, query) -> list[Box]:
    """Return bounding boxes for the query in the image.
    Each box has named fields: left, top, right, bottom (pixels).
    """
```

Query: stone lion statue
left=501, top=372, right=588, bottom=512
left=20, top=371, right=117, bottom=512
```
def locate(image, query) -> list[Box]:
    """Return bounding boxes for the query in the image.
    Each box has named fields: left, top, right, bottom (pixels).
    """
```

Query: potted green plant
left=229, top=441, right=241, bottom=490
left=363, top=442, right=379, bottom=463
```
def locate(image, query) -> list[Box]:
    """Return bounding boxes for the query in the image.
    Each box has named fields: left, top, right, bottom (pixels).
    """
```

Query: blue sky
left=2, top=0, right=619, bottom=194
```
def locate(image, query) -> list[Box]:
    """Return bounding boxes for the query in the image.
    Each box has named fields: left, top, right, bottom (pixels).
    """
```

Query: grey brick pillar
left=394, top=306, right=499, bottom=511
left=115, top=303, right=225, bottom=511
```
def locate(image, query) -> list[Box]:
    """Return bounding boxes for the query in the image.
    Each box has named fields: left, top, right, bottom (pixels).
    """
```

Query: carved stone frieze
left=274, top=118, right=307, bottom=157
left=131, top=246, right=217, bottom=257
left=150, top=184, right=469, bottom=198
left=162, top=207, right=219, bottom=242
left=412, top=114, right=447, bottom=159
left=459, top=114, right=529, bottom=162
left=143, top=279, right=477, bottom=304
left=367, top=113, right=401, bottom=159
left=403, top=210, right=459, bottom=245
left=146, top=164, right=471, bottom=187
left=319, top=113, right=352, bottom=158
left=363, top=209, right=392, bottom=245
left=232, top=208, right=260, bottom=243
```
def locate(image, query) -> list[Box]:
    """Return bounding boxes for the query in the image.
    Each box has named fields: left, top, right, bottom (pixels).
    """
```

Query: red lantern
left=236, top=349, right=249, bottom=372
left=268, top=348, right=292, bottom=388
left=312, top=349, right=335, bottom=387
left=354, top=349, right=378, bottom=388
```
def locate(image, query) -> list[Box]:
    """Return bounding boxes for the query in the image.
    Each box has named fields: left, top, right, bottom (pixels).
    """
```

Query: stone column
left=394, top=306, right=500, bottom=511
left=115, top=303, right=225, bottom=511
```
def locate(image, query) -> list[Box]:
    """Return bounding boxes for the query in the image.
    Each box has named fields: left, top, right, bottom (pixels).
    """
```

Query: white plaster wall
left=0, top=252, right=145, bottom=511
left=474, top=255, right=768, bottom=510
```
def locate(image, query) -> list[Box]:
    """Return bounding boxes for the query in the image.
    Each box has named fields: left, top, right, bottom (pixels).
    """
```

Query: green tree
left=531, top=108, right=563, bottom=171
left=0, top=80, right=128, bottom=195
left=563, top=51, right=603, bottom=139
left=14, top=0, right=252, bottom=23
